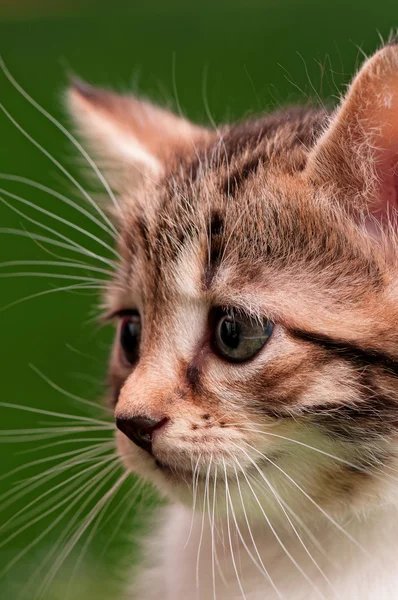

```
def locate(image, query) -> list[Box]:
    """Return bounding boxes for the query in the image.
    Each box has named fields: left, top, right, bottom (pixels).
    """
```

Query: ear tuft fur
left=69, top=77, right=102, bottom=104
left=67, top=80, right=209, bottom=186
left=386, top=30, right=398, bottom=47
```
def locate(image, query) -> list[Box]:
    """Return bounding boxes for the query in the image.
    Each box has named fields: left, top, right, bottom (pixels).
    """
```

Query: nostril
left=116, top=416, right=168, bottom=455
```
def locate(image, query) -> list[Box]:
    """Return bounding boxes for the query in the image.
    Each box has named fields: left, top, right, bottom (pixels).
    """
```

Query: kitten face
left=70, top=42, right=398, bottom=520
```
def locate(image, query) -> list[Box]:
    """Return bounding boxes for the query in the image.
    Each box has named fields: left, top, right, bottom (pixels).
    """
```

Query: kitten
left=67, top=41, right=398, bottom=599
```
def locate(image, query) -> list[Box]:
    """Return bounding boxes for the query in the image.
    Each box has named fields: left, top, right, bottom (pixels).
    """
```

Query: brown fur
left=68, top=41, right=398, bottom=519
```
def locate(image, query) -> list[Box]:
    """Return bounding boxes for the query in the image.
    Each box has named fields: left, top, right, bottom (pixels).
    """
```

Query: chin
left=116, top=431, right=203, bottom=504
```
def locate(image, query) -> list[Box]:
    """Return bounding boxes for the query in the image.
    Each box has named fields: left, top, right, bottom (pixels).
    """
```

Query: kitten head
left=69, top=42, right=398, bottom=521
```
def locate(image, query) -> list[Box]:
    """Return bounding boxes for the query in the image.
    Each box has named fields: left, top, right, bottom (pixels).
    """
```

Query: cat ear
left=67, top=79, right=207, bottom=183
left=306, top=41, right=398, bottom=231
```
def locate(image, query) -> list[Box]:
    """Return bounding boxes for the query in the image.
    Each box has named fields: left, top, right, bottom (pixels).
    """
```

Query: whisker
left=0, top=441, right=113, bottom=484
left=0, top=174, right=117, bottom=239
left=0, top=101, right=118, bottom=237
left=244, top=442, right=374, bottom=561
left=0, top=202, right=112, bottom=287
left=233, top=446, right=325, bottom=596
left=29, top=364, right=113, bottom=414
left=9, top=458, right=119, bottom=595
left=0, top=434, right=105, bottom=444
left=0, top=259, right=113, bottom=277
left=17, top=456, right=113, bottom=490
left=0, top=443, right=114, bottom=511
left=65, top=342, right=102, bottom=364
left=0, top=452, right=115, bottom=538
left=89, top=479, right=146, bottom=597
left=0, top=427, right=112, bottom=444
left=0, top=454, right=119, bottom=576
left=65, top=472, right=135, bottom=597
left=0, top=401, right=113, bottom=426
left=236, top=444, right=331, bottom=597
left=16, top=436, right=112, bottom=455
left=222, top=458, right=247, bottom=600
left=19, top=218, right=93, bottom=266
left=0, top=187, right=119, bottom=258
left=184, top=453, right=201, bottom=549
left=0, top=59, right=123, bottom=223
left=235, top=426, right=398, bottom=485
left=0, top=271, right=107, bottom=284
left=34, top=468, right=128, bottom=599
left=0, top=228, right=115, bottom=269
left=37, top=419, right=108, bottom=427
left=0, top=282, right=108, bottom=314
left=210, top=463, right=217, bottom=600
left=1, top=465, right=102, bottom=542
left=226, top=462, right=272, bottom=590
left=96, top=475, right=142, bottom=536
left=273, top=492, right=339, bottom=570
left=232, top=461, right=283, bottom=599
left=0, top=427, right=112, bottom=437
left=196, top=457, right=209, bottom=590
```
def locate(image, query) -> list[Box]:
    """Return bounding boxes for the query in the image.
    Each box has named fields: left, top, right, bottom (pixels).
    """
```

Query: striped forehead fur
left=118, top=111, right=389, bottom=327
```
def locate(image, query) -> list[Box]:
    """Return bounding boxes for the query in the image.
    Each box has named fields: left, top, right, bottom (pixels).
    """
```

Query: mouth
left=155, top=458, right=168, bottom=470
left=154, top=458, right=198, bottom=483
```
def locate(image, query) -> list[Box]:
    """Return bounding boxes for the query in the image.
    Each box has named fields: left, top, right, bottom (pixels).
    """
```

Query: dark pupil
left=121, top=318, right=140, bottom=363
left=220, top=318, right=241, bottom=349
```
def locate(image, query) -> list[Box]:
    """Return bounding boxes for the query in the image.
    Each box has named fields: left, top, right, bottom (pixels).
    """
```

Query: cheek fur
left=109, top=303, right=398, bottom=514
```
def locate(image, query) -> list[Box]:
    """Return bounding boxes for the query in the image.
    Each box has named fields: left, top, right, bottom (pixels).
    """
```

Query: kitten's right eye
left=119, top=312, right=141, bottom=366
left=212, top=308, right=273, bottom=362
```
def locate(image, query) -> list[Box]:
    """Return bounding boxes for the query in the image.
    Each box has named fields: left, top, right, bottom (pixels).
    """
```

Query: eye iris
left=120, top=315, right=141, bottom=365
left=215, top=311, right=273, bottom=362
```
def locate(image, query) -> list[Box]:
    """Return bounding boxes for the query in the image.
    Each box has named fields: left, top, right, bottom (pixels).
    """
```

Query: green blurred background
left=0, top=1, right=397, bottom=598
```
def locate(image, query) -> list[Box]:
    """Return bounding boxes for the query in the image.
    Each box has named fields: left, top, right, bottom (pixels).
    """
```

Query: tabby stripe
left=290, top=329, right=398, bottom=376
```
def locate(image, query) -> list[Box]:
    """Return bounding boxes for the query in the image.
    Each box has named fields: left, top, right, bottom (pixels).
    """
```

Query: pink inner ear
left=370, top=83, right=398, bottom=229
left=368, top=151, right=398, bottom=232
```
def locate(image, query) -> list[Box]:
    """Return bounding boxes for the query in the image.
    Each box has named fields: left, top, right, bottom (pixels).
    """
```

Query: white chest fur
left=134, top=504, right=398, bottom=600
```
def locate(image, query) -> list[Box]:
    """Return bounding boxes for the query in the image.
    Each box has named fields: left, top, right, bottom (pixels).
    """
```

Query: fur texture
left=68, top=41, right=398, bottom=599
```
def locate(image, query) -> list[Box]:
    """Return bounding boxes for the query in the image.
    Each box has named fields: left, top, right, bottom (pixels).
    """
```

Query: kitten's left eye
left=119, top=312, right=142, bottom=366
left=213, top=310, right=273, bottom=362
